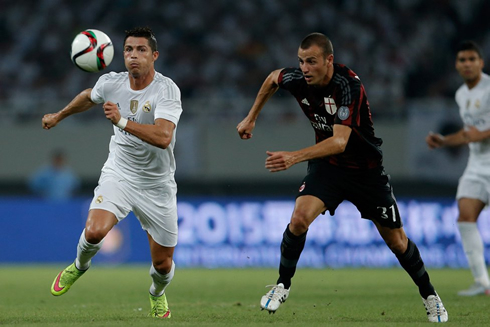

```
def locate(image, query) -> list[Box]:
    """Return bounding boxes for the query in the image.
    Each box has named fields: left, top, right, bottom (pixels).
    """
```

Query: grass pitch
left=0, top=266, right=488, bottom=326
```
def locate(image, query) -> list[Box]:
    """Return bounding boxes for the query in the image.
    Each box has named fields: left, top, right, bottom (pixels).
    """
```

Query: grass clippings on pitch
left=0, top=266, right=488, bottom=326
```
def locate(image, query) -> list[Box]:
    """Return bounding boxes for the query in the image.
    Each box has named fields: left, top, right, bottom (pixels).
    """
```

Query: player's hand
left=237, top=118, right=255, bottom=139
left=103, top=101, right=120, bottom=124
left=42, top=113, right=60, bottom=130
left=425, top=132, right=445, bottom=149
left=265, top=151, right=295, bottom=172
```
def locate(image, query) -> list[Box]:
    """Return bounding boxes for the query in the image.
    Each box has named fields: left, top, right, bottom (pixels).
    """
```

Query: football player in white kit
left=42, top=27, right=182, bottom=318
left=426, top=40, right=490, bottom=296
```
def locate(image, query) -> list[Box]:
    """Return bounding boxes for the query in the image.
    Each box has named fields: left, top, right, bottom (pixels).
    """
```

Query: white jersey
left=455, top=73, right=490, bottom=176
left=91, top=71, right=182, bottom=188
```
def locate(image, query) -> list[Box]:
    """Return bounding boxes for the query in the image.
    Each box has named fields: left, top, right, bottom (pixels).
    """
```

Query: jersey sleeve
left=278, top=68, right=304, bottom=92
left=90, top=73, right=114, bottom=104
left=154, top=80, right=183, bottom=126
left=334, top=73, right=363, bottom=128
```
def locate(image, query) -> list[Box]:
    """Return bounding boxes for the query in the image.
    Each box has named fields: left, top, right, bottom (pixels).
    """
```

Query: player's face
left=455, top=50, right=483, bottom=84
left=298, top=45, right=332, bottom=86
left=123, top=36, right=159, bottom=77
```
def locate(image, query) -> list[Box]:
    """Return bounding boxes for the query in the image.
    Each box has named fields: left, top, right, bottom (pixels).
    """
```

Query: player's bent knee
left=84, top=227, right=107, bottom=244
left=152, top=256, right=173, bottom=274
left=385, top=239, right=407, bottom=255
left=290, top=216, right=309, bottom=234
left=153, top=260, right=172, bottom=274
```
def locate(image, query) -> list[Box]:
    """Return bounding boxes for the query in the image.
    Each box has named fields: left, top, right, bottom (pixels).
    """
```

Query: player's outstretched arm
left=42, top=89, right=96, bottom=130
left=426, top=128, right=467, bottom=149
left=237, top=69, right=282, bottom=140
left=265, top=125, right=352, bottom=172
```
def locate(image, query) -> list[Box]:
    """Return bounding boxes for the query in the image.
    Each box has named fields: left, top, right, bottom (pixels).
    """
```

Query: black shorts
left=297, top=159, right=402, bottom=229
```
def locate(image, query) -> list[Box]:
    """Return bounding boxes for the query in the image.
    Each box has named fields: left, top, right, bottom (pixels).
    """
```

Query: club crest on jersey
left=338, top=106, right=350, bottom=120
left=324, top=97, right=337, bottom=115
left=475, top=99, right=481, bottom=109
left=143, top=101, right=152, bottom=113
left=95, top=195, right=103, bottom=204
left=130, top=100, right=139, bottom=114
left=299, top=182, right=306, bottom=192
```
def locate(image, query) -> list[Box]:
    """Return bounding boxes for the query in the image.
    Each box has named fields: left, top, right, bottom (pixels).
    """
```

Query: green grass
left=0, top=266, right=488, bottom=326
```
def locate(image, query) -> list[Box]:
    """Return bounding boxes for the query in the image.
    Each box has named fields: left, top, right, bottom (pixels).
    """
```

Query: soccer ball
left=71, top=29, right=114, bottom=72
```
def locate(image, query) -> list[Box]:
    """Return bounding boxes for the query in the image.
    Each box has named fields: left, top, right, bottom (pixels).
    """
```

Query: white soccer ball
left=71, top=29, right=114, bottom=72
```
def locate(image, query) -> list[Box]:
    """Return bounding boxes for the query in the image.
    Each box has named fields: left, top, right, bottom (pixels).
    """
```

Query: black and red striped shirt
left=278, top=64, right=383, bottom=169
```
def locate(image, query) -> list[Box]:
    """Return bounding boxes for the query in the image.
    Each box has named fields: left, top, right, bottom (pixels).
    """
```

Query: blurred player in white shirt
left=42, top=27, right=182, bottom=317
left=426, top=40, right=490, bottom=296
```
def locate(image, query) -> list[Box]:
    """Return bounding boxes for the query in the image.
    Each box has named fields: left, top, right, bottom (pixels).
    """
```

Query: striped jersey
left=91, top=71, right=183, bottom=188
left=278, top=64, right=383, bottom=169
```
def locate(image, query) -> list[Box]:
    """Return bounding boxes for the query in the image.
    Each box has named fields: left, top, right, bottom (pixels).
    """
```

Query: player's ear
left=153, top=50, right=159, bottom=61
left=325, top=53, right=334, bottom=66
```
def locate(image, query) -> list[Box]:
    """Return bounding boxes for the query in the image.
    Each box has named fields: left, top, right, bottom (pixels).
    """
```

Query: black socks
left=396, top=238, right=435, bottom=299
left=277, top=224, right=307, bottom=289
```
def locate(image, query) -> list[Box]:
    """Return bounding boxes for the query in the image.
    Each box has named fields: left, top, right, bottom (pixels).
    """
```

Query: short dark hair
left=124, top=27, right=158, bottom=52
left=456, top=40, right=482, bottom=58
left=300, top=33, right=333, bottom=57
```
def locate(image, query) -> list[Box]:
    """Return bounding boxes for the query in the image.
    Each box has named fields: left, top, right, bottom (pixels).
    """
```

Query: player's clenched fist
left=103, top=101, right=121, bottom=124
left=425, top=132, right=445, bottom=149
left=237, top=118, right=255, bottom=139
left=42, top=113, right=60, bottom=130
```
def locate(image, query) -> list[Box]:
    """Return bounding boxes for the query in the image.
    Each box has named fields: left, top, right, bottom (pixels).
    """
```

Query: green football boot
left=51, top=262, right=87, bottom=296
left=148, top=293, right=171, bottom=318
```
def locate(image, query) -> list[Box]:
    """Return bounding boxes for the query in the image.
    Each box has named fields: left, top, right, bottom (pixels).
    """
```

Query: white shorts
left=456, top=171, right=490, bottom=204
left=89, top=171, right=178, bottom=247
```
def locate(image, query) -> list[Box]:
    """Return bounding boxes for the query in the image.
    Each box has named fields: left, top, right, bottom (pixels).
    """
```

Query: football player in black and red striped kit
left=237, top=33, right=448, bottom=323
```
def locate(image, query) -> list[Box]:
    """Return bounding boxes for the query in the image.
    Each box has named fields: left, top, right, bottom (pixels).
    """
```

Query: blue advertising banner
left=1, top=196, right=489, bottom=268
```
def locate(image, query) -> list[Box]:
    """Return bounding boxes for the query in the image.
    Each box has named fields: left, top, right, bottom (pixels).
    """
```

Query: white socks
left=149, top=261, right=175, bottom=297
left=458, top=222, right=490, bottom=286
left=75, top=229, right=104, bottom=271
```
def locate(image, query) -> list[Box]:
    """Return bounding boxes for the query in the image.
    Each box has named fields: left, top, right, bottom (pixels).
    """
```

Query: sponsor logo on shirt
left=311, top=114, right=333, bottom=132
left=301, top=98, right=310, bottom=106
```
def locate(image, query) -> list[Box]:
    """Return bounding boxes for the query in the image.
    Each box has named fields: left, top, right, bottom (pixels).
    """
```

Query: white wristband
left=116, top=117, right=128, bottom=130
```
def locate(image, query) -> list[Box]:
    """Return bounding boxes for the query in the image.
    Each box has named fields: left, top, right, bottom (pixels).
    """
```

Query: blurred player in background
left=42, top=27, right=182, bottom=318
left=237, top=32, right=448, bottom=323
left=28, top=149, right=80, bottom=201
left=426, top=40, right=490, bottom=297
